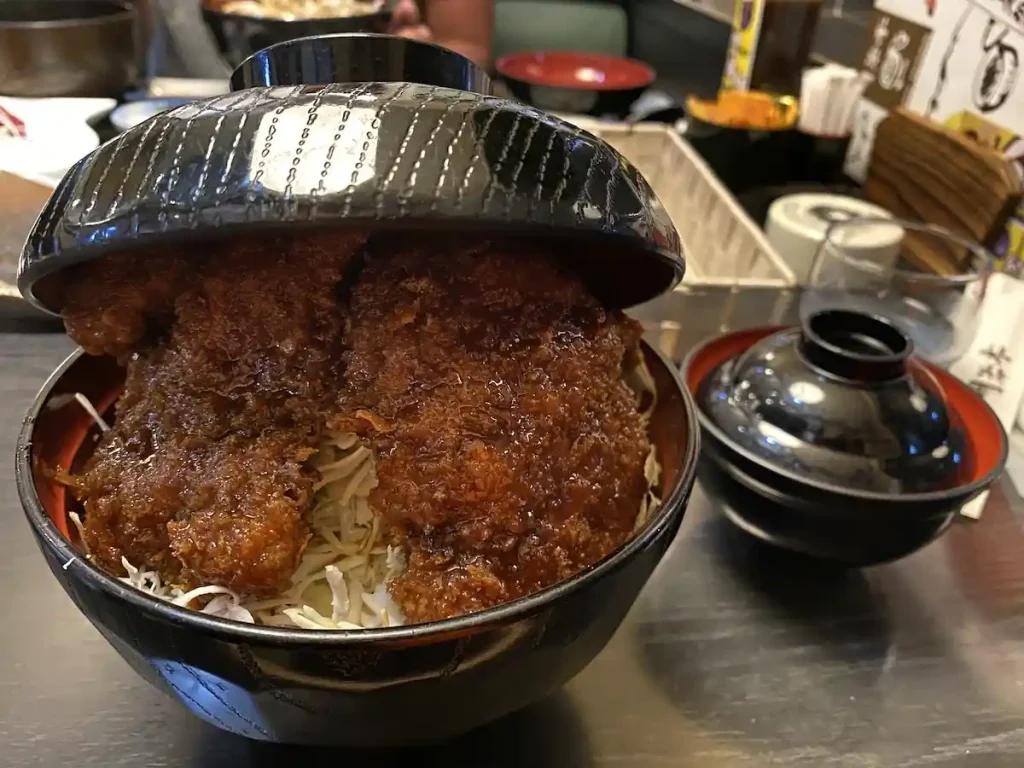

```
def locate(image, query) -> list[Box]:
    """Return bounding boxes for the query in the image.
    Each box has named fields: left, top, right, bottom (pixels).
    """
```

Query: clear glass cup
left=800, top=218, right=992, bottom=368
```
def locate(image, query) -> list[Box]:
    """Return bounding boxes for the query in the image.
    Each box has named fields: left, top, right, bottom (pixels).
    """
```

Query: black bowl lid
left=18, top=35, right=683, bottom=316
left=230, top=33, right=492, bottom=94
left=693, top=310, right=973, bottom=495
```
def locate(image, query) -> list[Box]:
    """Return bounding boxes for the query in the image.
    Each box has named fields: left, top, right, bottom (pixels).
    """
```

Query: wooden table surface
left=0, top=172, right=52, bottom=289
left=2, top=331, right=1024, bottom=766
left=0, top=173, right=65, bottom=329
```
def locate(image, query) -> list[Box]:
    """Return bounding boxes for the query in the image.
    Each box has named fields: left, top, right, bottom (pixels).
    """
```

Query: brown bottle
left=723, top=0, right=823, bottom=96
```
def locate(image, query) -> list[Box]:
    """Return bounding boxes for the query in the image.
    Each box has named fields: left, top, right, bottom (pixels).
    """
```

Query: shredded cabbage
left=242, top=433, right=406, bottom=630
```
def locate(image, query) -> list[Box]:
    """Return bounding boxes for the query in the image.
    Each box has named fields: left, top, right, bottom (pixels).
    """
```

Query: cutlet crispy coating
left=334, top=236, right=650, bottom=622
left=66, top=232, right=365, bottom=596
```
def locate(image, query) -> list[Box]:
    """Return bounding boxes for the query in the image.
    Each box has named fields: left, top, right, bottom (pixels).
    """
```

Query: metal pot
left=0, top=0, right=139, bottom=98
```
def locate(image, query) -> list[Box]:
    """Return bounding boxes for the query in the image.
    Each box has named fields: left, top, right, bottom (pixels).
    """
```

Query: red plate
left=496, top=51, right=656, bottom=92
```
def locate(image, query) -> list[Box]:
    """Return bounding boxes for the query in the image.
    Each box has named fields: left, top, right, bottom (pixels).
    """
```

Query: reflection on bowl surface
left=109, top=99, right=191, bottom=133
left=0, top=0, right=138, bottom=98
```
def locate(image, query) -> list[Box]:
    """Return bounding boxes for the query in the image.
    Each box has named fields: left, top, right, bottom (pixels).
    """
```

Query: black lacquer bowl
left=202, top=0, right=392, bottom=69
left=683, top=310, right=1007, bottom=566
left=17, top=341, right=698, bottom=746
left=15, top=35, right=696, bottom=746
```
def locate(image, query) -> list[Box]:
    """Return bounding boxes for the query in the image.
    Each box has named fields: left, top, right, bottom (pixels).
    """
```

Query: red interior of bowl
left=496, top=51, right=656, bottom=91
left=30, top=354, right=123, bottom=541
left=685, top=327, right=1005, bottom=488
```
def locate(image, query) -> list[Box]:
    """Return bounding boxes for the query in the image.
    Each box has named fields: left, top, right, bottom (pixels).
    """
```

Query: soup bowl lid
left=17, top=37, right=683, bottom=316
left=692, top=310, right=1001, bottom=497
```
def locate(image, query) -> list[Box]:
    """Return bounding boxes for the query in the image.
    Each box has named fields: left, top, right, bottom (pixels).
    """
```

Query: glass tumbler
left=801, top=218, right=992, bottom=368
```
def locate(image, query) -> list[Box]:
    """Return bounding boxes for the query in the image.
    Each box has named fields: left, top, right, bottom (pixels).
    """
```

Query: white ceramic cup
left=765, top=193, right=898, bottom=284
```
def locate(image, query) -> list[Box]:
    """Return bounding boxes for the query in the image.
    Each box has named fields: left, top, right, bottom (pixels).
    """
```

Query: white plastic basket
left=588, top=122, right=796, bottom=287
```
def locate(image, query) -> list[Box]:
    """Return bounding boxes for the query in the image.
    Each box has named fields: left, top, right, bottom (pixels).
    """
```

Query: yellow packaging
left=722, top=0, right=766, bottom=92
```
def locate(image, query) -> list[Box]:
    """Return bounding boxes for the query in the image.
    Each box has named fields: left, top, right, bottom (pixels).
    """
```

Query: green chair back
left=493, top=0, right=628, bottom=62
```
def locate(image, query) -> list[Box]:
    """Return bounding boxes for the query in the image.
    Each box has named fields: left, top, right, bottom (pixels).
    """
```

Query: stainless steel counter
left=3, top=332, right=1024, bottom=767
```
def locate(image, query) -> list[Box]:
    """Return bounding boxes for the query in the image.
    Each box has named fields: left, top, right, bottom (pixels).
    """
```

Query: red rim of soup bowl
left=496, top=51, right=656, bottom=92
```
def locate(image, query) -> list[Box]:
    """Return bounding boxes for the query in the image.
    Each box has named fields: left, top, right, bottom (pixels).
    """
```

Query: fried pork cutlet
left=334, top=237, right=651, bottom=622
left=62, top=232, right=365, bottom=596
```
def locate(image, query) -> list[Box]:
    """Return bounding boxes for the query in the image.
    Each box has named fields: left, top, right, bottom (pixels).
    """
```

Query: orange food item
left=687, top=90, right=798, bottom=131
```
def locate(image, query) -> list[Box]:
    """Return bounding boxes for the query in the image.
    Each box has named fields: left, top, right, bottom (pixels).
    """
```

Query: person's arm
left=424, top=0, right=494, bottom=67
left=390, top=0, right=494, bottom=67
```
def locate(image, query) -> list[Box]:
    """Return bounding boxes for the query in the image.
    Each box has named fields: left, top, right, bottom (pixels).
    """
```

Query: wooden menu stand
left=863, top=108, right=1020, bottom=276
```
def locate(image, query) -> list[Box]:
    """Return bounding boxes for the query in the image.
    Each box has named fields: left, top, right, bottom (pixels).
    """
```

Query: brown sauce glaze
left=60, top=231, right=650, bottom=617
left=63, top=232, right=365, bottom=596
left=334, top=235, right=650, bottom=623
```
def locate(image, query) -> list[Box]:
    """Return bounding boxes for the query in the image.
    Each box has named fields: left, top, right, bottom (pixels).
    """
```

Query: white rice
left=219, top=0, right=382, bottom=21
left=61, top=357, right=661, bottom=631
